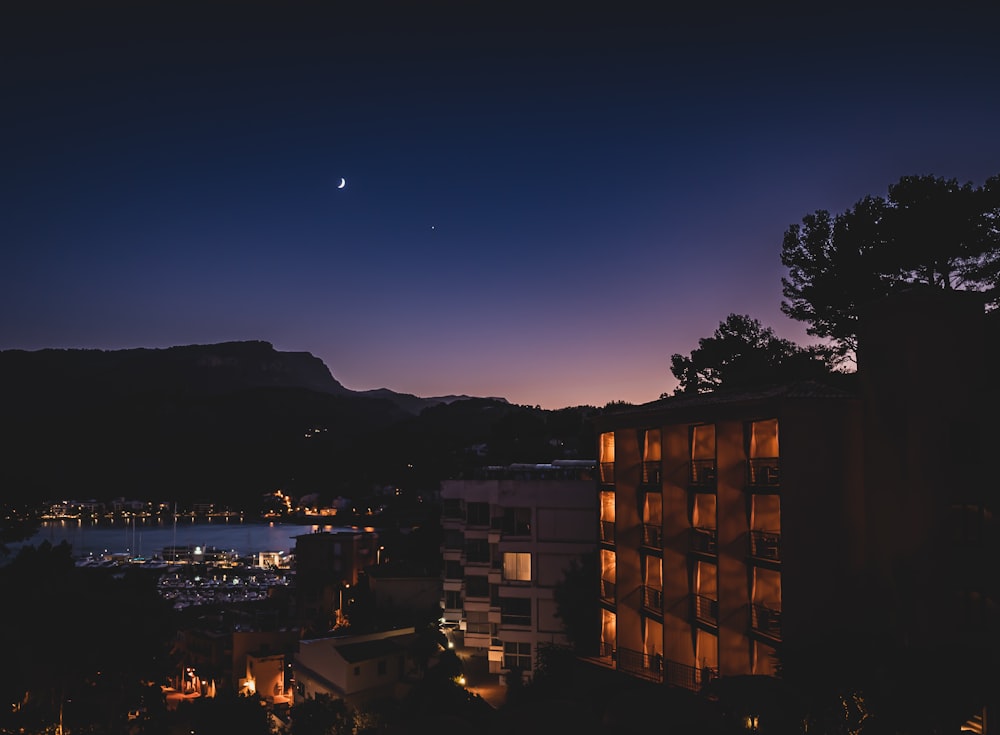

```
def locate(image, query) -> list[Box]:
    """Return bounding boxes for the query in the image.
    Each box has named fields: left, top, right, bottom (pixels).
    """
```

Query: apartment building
left=595, top=384, right=863, bottom=688
left=293, top=527, right=380, bottom=621
left=440, top=461, right=598, bottom=678
left=593, top=289, right=996, bottom=707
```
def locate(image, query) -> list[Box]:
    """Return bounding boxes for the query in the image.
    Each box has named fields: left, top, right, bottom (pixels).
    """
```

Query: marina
left=22, top=518, right=308, bottom=561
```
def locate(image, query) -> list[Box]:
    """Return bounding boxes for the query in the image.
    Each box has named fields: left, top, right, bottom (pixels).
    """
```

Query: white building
left=440, top=461, right=598, bottom=679
left=292, top=628, right=418, bottom=707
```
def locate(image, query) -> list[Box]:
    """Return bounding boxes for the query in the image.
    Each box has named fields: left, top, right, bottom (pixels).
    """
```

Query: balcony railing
left=600, top=520, right=616, bottom=544
left=600, top=578, right=616, bottom=603
left=616, top=647, right=664, bottom=683
left=750, top=603, right=782, bottom=640
left=692, top=594, right=718, bottom=626
left=641, top=585, right=663, bottom=613
left=748, top=458, right=780, bottom=487
left=690, top=527, right=718, bottom=555
left=600, top=462, right=615, bottom=485
left=689, top=459, right=717, bottom=488
left=642, top=523, right=663, bottom=550
left=642, top=461, right=662, bottom=485
left=614, top=646, right=719, bottom=691
left=749, top=530, right=781, bottom=561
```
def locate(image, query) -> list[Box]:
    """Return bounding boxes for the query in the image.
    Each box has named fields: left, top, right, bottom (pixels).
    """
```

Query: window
left=642, top=429, right=662, bottom=484
left=465, top=575, right=489, bottom=598
left=441, top=499, right=462, bottom=519
left=600, top=490, right=615, bottom=523
left=502, top=507, right=531, bottom=536
left=504, top=641, right=531, bottom=670
left=466, top=502, right=490, bottom=526
left=748, top=419, right=780, bottom=486
left=353, top=666, right=360, bottom=676
left=445, top=560, right=463, bottom=580
left=500, top=597, right=531, bottom=626
left=690, top=424, right=717, bottom=485
left=445, top=591, right=462, bottom=610
left=502, top=552, right=531, bottom=581
left=749, top=419, right=779, bottom=458
left=466, top=610, right=491, bottom=634
left=600, top=432, right=615, bottom=483
left=465, top=538, right=490, bottom=563
left=443, top=530, right=463, bottom=550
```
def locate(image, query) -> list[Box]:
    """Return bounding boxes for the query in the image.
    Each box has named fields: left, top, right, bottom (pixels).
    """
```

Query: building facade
left=293, top=527, right=380, bottom=622
left=592, top=289, right=997, bottom=725
left=440, top=461, right=598, bottom=678
left=293, top=628, right=417, bottom=707
left=594, top=385, right=863, bottom=688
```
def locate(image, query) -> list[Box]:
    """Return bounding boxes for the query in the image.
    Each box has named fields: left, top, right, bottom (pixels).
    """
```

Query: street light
left=377, top=546, right=385, bottom=564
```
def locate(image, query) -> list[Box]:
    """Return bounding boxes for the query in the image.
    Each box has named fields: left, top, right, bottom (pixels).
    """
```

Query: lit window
left=502, top=552, right=531, bottom=581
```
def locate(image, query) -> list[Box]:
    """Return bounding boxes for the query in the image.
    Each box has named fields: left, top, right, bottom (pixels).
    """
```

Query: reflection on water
left=23, top=519, right=307, bottom=558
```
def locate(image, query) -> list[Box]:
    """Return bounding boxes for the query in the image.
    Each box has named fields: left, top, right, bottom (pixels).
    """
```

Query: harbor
left=25, top=518, right=308, bottom=561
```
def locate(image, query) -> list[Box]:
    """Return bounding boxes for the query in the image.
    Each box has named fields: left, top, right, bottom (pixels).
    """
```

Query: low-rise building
left=292, top=628, right=417, bottom=707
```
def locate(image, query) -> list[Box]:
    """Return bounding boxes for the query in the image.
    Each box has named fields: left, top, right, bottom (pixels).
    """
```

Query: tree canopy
left=668, top=314, right=837, bottom=395
left=781, top=174, right=1000, bottom=359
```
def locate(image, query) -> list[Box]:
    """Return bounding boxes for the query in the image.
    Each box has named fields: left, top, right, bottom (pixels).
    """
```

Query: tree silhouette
left=290, top=693, right=354, bottom=735
left=781, top=174, right=1000, bottom=360
left=552, top=551, right=600, bottom=656
left=668, top=314, right=837, bottom=395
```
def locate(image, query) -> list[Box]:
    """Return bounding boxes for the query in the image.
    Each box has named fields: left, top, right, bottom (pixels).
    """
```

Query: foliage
left=172, top=692, right=274, bottom=735
left=0, top=542, right=175, bottom=734
left=289, top=693, right=353, bottom=735
left=781, top=174, right=1000, bottom=359
left=0, top=503, right=38, bottom=557
left=552, top=551, right=601, bottom=656
left=668, top=314, right=837, bottom=395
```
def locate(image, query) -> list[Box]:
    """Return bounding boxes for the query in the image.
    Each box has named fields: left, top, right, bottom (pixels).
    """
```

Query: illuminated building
left=594, top=289, right=996, bottom=715
left=594, top=383, right=862, bottom=686
left=440, top=461, right=598, bottom=679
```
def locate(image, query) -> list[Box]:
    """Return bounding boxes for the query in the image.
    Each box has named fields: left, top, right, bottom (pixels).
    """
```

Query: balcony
left=689, top=459, right=717, bottom=489
left=641, top=523, right=663, bottom=550
left=641, top=585, right=663, bottom=613
left=692, top=594, right=718, bottom=626
left=749, top=530, right=781, bottom=562
left=599, top=520, right=616, bottom=544
left=615, top=646, right=663, bottom=683
left=642, top=461, right=662, bottom=486
left=750, top=603, right=782, bottom=641
left=613, top=646, right=720, bottom=691
left=600, top=462, right=615, bottom=485
left=690, top=527, right=718, bottom=555
left=600, top=578, right=616, bottom=604
left=748, top=458, right=780, bottom=488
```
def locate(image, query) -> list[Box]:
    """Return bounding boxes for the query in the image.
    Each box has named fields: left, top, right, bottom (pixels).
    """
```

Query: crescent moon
left=338, top=178, right=346, bottom=189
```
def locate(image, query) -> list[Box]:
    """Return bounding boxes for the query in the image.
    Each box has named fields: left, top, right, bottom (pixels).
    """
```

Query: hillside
left=0, top=342, right=597, bottom=506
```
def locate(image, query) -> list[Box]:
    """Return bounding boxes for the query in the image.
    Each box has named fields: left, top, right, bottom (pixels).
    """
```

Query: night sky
left=4, top=3, right=1000, bottom=408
